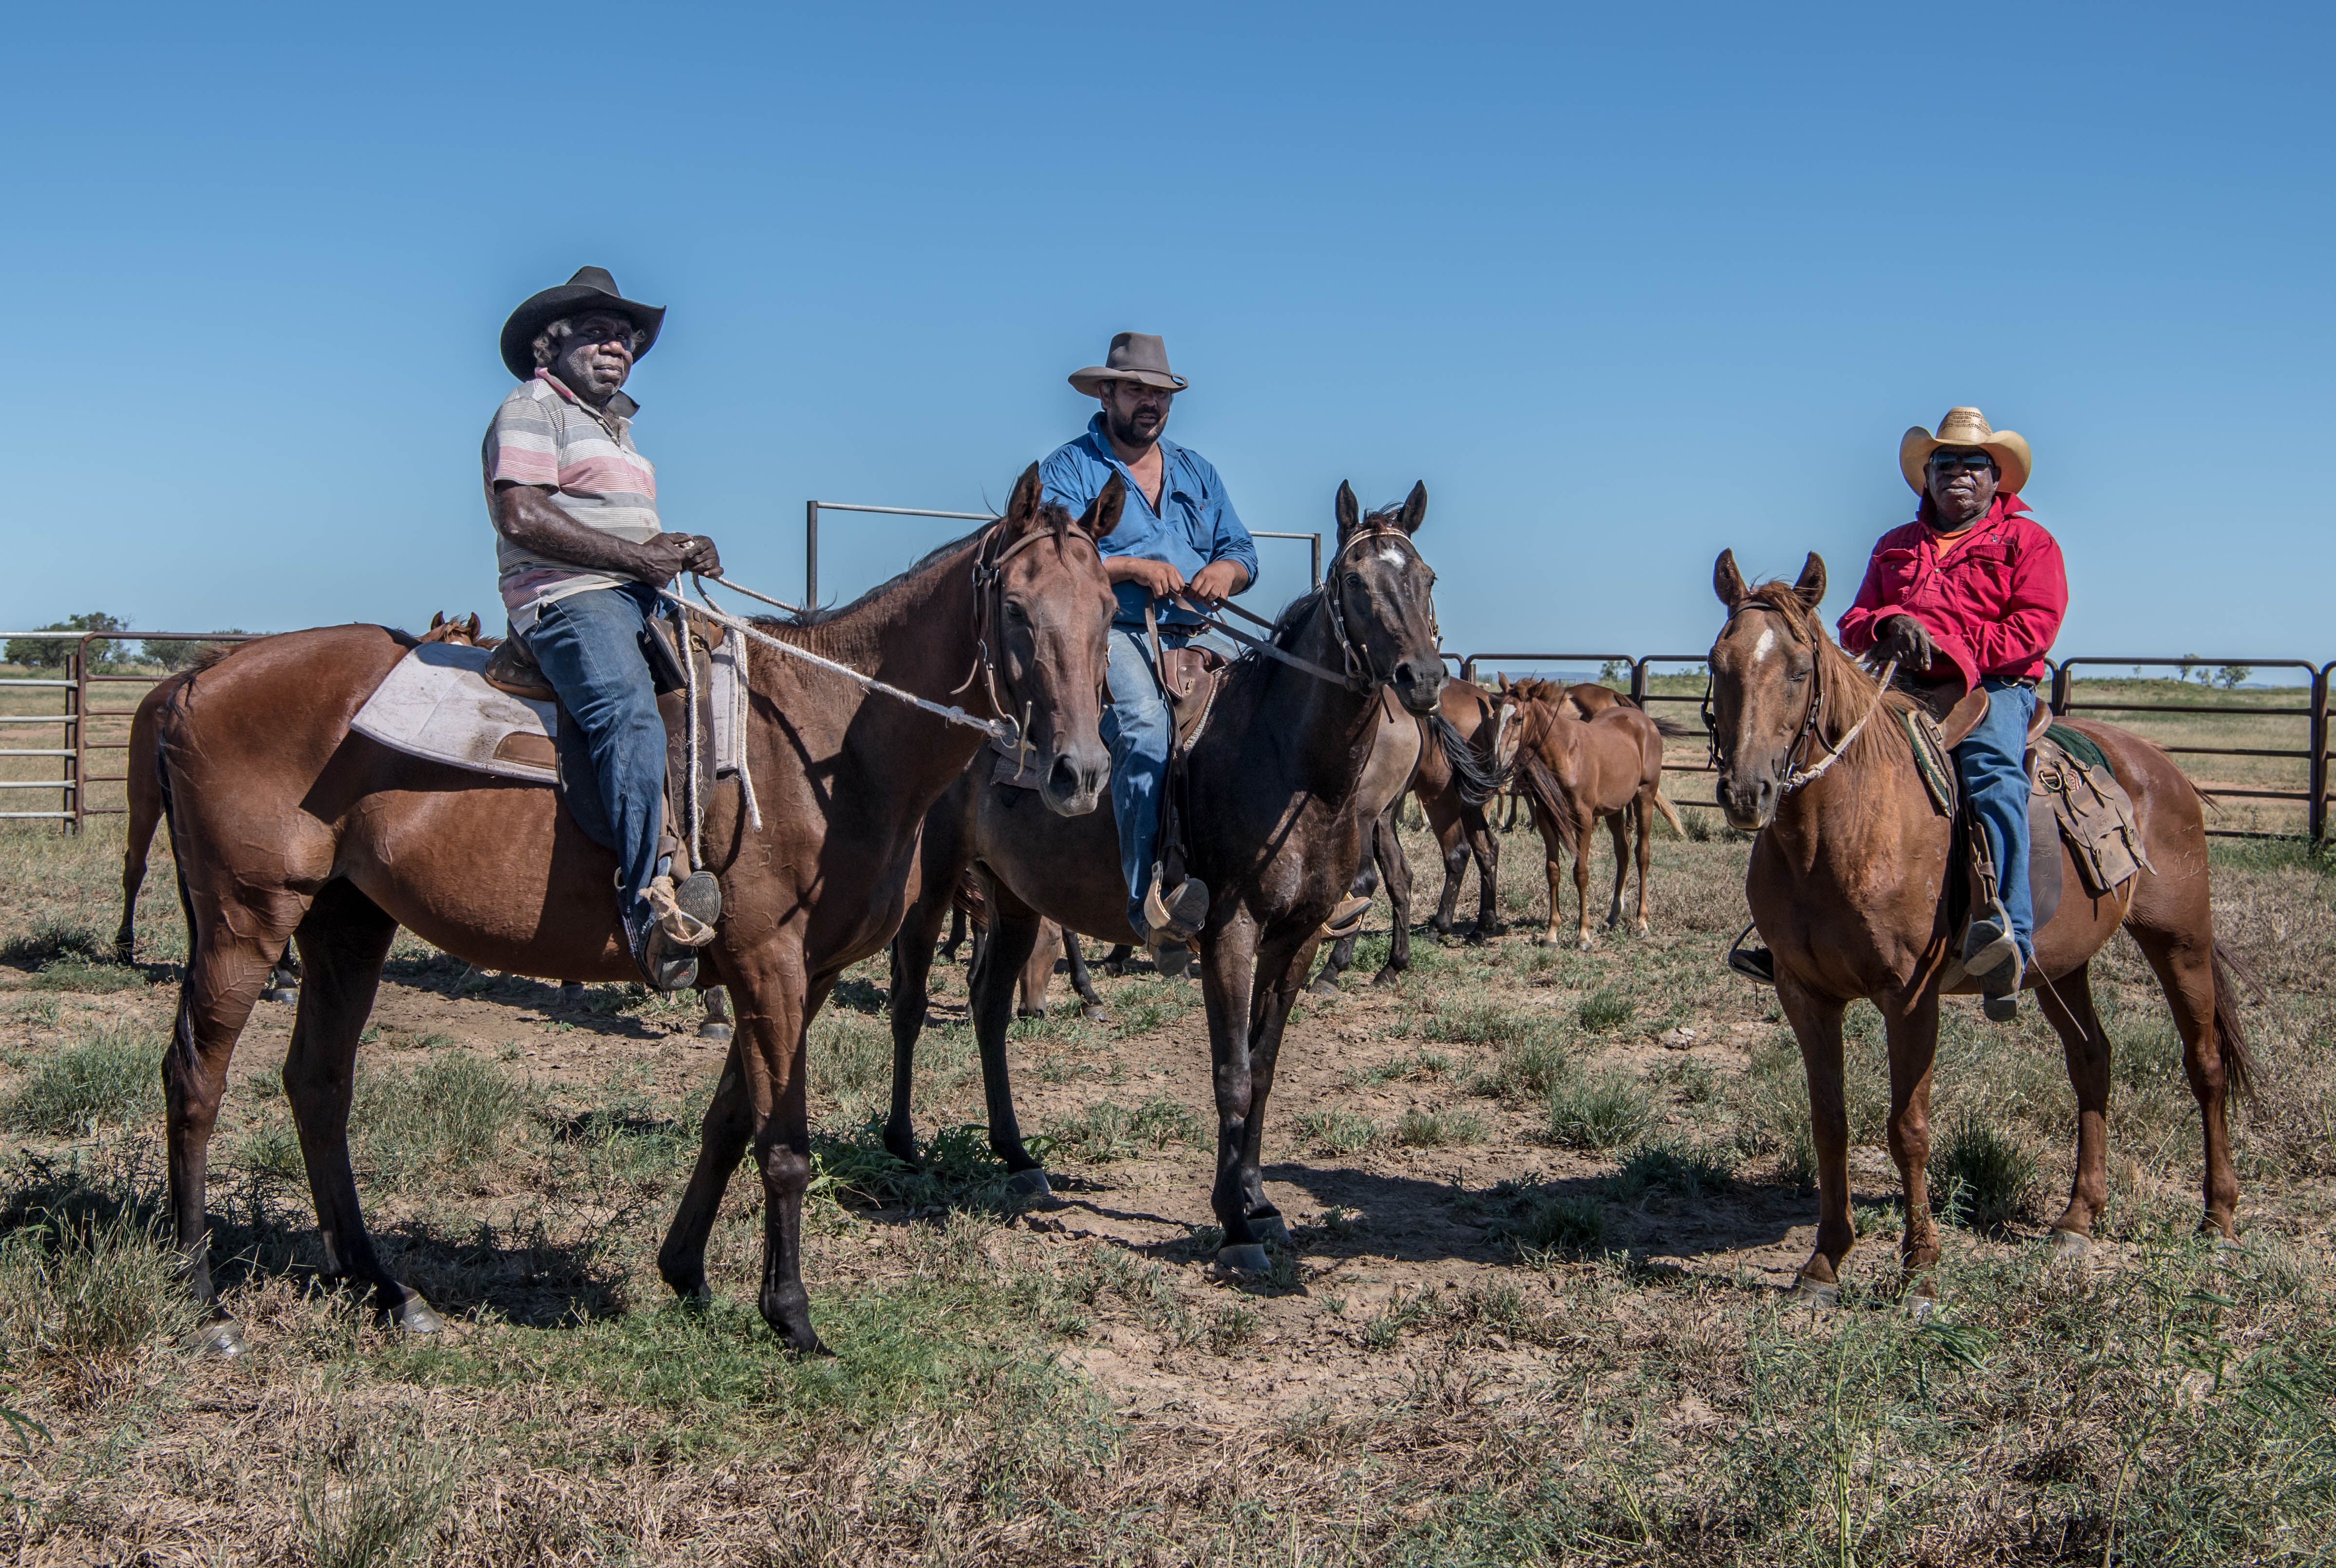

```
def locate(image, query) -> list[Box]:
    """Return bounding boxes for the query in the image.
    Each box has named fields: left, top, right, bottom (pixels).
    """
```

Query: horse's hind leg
left=658, top=1031, right=754, bottom=1301
left=1631, top=789, right=1655, bottom=935
left=1466, top=806, right=1503, bottom=938
left=883, top=860, right=956, bottom=1165
left=166, top=901, right=298, bottom=1350
left=1375, top=806, right=1414, bottom=984
left=281, top=881, right=436, bottom=1330
left=1062, top=933, right=1106, bottom=1021
left=966, top=892, right=1049, bottom=1186
left=2127, top=925, right=2241, bottom=1238
left=2033, top=960, right=2113, bottom=1248
left=1601, top=807, right=1630, bottom=931
left=1309, top=827, right=1379, bottom=992
left=1574, top=808, right=1600, bottom=948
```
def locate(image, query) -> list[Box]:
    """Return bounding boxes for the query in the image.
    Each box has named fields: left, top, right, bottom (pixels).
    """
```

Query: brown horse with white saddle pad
left=1708, top=550, right=2257, bottom=1304
left=151, top=466, right=1119, bottom=1354
left=884, top=482, right=1446, bottom=1269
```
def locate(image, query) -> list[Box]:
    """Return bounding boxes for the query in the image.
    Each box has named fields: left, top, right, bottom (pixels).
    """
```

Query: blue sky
left=2, top=4, right=2328, bottom=672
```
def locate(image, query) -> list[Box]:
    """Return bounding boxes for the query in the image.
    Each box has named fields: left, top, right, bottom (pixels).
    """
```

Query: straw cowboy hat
left=1069, top=332, right=1189, bottom=396
left=1899, top=407, right=2032, bottom=495
left=499, top=266, right=666, bottom=381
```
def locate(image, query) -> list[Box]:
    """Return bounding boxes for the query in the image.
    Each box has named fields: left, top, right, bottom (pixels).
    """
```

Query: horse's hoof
left=1790, top=1277, right=1840, bottom=1309
left=1080, top=1005, right=1108, bottom=1023
left=184, top=1317, right=249, bottom=1358
left=558, top=982, right=585, bottom=1005
left=262, top=987, right=299, bottom=1006
left=1249, top=1214, right=1293, bottom=1249
left=1006, top=1168, right=1054, bottom=1199
left=697, top=1021, right=733, bottom=1042
left=1370, top=968, right=1405, bottom=989
left=1905, top=1293, right=1939, bottom=1323
left=2047, top=1229, right=2093, bottom=1265
left=1216, top=1244, right=1271, bottom=1275
left=389, top=1291, right=444, bottom=1334
left=1575, top=937, right=1595, bottom=953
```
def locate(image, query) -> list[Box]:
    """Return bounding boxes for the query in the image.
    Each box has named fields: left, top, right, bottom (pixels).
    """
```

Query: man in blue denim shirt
left=1040, top=333, right=1259, bottom=954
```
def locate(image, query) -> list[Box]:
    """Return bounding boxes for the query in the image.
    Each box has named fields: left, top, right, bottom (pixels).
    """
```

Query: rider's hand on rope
left=675, top=534, right=723, bottom=578
left=1869, top=614, right=1937, bottom=675
left=1107, top=556, right=1187, bottom=599
left=631, top=533, right=721, bottom=585
left=1187, top=559, right=1248, bottom=607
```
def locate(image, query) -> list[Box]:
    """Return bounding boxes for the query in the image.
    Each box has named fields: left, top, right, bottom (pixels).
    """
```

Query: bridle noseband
left=1320, top=525, right=1435, bottom=691
left=1702, top=604, right=1896, bottom=795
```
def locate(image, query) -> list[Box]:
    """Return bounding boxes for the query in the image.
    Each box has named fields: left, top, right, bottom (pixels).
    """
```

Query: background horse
left=1708, top=550, right=2257, bottom=1303
left=885, top=482, right=1446, bottom=1268
left=153, top=467, right=1118, bottom=1354
left=1505, top=676, right=1685, bottom=948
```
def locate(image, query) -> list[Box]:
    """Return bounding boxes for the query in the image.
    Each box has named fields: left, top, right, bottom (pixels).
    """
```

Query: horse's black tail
left=2211, top=938, right=2265, bottom=1101
left=1429, top=713, right=1512, bottom=809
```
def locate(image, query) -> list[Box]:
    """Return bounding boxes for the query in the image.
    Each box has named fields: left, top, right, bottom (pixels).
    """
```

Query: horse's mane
left=1737, top=579, right=1913, bottom=772
left=750, top=503, right=1075, bottom=634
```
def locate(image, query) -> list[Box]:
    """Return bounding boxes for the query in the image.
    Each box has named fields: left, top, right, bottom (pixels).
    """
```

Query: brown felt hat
left=1899, top=407, right=2032, bottom=495
left=1068, top=332, right=1188, bottom=396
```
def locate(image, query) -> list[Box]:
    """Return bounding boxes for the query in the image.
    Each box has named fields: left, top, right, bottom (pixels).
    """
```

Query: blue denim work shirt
left=1039, top=415, right=1259, bottom=630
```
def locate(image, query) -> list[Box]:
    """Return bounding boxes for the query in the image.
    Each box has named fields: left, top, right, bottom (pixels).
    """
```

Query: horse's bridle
left=1701, top=603, right=1897, bottom=795
left=1319, top=524, right=1435, bottom=689
left=961, top=520, right=1103, bottom=765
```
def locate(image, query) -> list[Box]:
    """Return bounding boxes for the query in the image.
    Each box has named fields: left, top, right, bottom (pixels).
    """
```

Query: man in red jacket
left=1837, top=408, right=2068, bottom=1005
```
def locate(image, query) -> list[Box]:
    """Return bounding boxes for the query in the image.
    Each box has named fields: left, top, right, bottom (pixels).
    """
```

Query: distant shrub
left=4, top=613, right=127, bottom=670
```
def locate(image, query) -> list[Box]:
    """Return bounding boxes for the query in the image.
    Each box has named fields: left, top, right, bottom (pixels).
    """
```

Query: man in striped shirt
left=483, top=266, right=721, bottom=989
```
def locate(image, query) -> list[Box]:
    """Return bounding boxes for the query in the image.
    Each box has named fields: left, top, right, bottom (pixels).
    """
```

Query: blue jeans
left=1103, top=624, right=1180, bottom=933
left=1955, top=676, right=2038, bottom=961
left=526, top=583, right=668, bottom=916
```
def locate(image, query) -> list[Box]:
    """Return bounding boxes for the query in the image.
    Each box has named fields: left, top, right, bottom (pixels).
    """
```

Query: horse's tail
left=1515, top=746, right=1579, bottom=858
left=1429, top=713, right=1512, bottom=808
left=1648, top=784, right=1687, bottom=838
left=1651, top=715, right=1697, bottom=740
left=2210, top=937, right=2265, bottom=1101
left=117, top=690, right=171, bottom=961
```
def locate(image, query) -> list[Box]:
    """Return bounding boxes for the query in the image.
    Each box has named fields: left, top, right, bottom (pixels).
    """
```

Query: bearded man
left=1038, top=333, right=1259, bottom=957
left=1838, top=407, right=2069, bottom=1006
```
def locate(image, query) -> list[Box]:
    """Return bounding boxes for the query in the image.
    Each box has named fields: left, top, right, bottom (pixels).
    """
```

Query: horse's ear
left=1713, top=549, right=1748, bottom=608
left=1002, top=463, right=1045, bottom=535
left=430, top=611, right=446, bottom=630
left=1396, top=481, right=1428, bottom=536
left=464, top=613, right=481, bottom=639
left=1334, top=479, right=1360, bottom=541
left=1078, top=471, right=1127, bottom=542
left=1792, top=552, right=1827, bottom=611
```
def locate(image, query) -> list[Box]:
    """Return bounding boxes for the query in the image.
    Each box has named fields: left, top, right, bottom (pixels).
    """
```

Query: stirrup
left=1321, top=894, right=1373, bottom=939
left=1142, top=876, right=1210, bottom=944
left=1725, top=923, right=1776, bottom=986
left=642, top=872, right=720, bottom=948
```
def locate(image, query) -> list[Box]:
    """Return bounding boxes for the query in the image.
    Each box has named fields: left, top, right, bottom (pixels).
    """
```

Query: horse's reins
left=1702, top=604, right=1897, bottom=794
left=1161, top=526, right=1427, bottom=693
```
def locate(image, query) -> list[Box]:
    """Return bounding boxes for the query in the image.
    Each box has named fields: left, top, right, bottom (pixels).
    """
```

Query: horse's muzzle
left=1392, top=656, right=1448, bottom=715
left=1039, top=744, right=1108, bottom=817
left=1719, top=769, right=1777, bottom=832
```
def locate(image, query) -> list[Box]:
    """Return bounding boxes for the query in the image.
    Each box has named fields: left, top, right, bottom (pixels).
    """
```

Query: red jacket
left=1836, top=495, right=2067, bottom=693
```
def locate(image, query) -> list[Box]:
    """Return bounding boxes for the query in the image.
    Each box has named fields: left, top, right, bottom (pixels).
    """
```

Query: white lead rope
left=656, top=580, right=1019, bottom=747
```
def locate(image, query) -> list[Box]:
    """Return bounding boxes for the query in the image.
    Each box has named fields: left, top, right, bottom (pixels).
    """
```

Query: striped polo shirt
left=482, top=370, right=661, bottom=628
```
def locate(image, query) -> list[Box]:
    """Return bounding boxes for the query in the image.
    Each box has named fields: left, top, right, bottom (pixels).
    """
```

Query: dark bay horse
left=1708, top=551, right=2256, bottom=1303
left=885, top=483, right=1446, bottom=1267
left=155, top=467, right=1120, bottom=1352
left=1505, top=676, right=1686, bottom=948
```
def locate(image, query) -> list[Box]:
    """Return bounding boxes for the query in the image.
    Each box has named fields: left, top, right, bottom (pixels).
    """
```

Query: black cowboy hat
left=499, top=266, right=666, bottom=381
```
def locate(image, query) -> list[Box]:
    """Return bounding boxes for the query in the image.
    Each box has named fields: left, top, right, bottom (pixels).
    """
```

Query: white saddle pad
left=348, top=639, right=746, bottom=786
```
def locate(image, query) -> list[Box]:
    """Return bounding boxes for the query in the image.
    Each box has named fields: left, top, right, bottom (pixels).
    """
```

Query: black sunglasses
left=1926, top=450, right=1997, bottom=476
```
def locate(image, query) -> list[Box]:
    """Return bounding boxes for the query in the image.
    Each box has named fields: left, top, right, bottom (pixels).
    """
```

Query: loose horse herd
left=108, top=467, right=2255, bottom=1354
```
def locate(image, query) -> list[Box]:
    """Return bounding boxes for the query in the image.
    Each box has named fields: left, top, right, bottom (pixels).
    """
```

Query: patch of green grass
left=1576, top=988, right=1634, bottom=1033
left=352, top=1054, right=535, bottom=1181
left=808, top=1013, right=891, bottom=1113
left=814, top=1120, right=1012, bottom=1211
left=230, top=1120, right=307, bottom=1184
left=1, top=1027, right=162, bottom=1135
left=0, top=918, right=112, bottom=969
left=1045, top=1095, right=1204, bottom=1162
left=295, top=1419, right=452, bottom=1568
left=1292, top=1107, right=1382, bottom=1156
left=0, top=1155, right=199, bottom=1362
left=1346, top=1049, right=1456, bottom=1087
left=1500, top=1194, right=1606, bottom=1259
left=1395, top=1106, right=1486, bottom=1148
left=1929, top=1112, right=2036, bottom=1233
left=20, top=957, right=146, bottom=993
left=1608, top=1138, right=1734, bottom=1199
left=1545, top=1071, right=1653, bottom=1151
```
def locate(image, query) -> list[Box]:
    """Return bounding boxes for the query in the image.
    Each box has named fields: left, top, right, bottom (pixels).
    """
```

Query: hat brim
left=1069, top=366, right=1188, bottom=396
left=500, top=285, right=665, bottom=381
left=1900, top=426, right=2031, bottom=495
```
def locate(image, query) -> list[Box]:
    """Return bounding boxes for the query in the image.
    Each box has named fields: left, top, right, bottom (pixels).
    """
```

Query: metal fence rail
left=803, top=500, right=1322, bottom=607
left=1459, top=651, right=2336, bottom=840
left=0, top=630, right=260, bottom=829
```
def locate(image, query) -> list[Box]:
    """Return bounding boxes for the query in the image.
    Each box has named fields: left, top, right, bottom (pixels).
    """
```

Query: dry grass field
left=1, top=767, right=2332, bottom=1565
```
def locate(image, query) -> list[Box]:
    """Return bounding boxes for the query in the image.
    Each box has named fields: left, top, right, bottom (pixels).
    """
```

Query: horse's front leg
left=658, top=1031, right=752, bottom=1301
left=965, top=893, right=1050, bottom=1189
left=1197, top=909, right=1270, bottom=1267
left=1230, top=920, right=1321, bottom=1247
left=1777, top=978, right=1854, bottom=1303
left=1881, top=989, right=1943, bottom=1291
left=1375, top=809, right=1414, bottom=984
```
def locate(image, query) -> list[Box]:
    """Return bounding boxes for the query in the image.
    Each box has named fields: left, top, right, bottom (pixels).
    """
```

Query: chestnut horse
left=1505, top=676, right=1685, bottom=948
left=1708, top=551, right=2256, bottom=1302
left=153, top=467, right=1119, bottom=1353
left=884, top=483, right=1446, bottom=1267
left=1307, top=677, right=1517, bottom=990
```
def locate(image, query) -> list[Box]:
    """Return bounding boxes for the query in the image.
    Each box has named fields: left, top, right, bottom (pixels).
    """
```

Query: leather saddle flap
left=1896, top=674, right=1990, bottom=748
left=1162, top=645, right=1227, bottom=752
